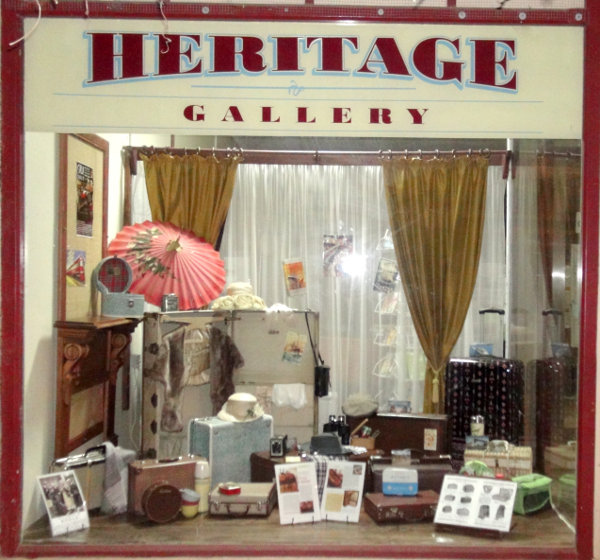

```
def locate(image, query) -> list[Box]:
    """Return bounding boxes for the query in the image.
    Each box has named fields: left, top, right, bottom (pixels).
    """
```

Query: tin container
left=161, top=293, right=179, bottom=312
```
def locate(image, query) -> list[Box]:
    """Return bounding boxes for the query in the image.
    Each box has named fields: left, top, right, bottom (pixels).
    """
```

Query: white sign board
left=24, top=19, right=582, bottom=138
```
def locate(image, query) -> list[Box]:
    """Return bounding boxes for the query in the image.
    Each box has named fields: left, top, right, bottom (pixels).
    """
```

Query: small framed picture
left=37, top=470, right=90, bottom=536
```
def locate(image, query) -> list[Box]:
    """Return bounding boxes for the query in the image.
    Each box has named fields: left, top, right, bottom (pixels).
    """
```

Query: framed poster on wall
left=57, top=133, right=109, bottom=321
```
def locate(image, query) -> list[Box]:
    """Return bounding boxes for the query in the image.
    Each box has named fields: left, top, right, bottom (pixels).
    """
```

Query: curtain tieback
left=432, top=374, right=440, bottom=404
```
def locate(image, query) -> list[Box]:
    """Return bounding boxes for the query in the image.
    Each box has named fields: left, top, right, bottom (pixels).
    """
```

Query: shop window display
left=1, top=2, right=596, bottom=559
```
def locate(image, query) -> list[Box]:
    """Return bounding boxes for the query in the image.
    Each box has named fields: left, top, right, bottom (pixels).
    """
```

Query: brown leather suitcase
left=369, top=454, right=454, bottom=494
left=364, top=490, right=439, bottom=523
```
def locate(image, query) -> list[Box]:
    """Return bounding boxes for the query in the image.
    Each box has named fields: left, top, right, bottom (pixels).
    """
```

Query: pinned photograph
left=283, top=258, right=307, bottom=295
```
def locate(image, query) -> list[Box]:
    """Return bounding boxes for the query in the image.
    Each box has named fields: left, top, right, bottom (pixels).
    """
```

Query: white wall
left=21, top=132, right=171, bottom=529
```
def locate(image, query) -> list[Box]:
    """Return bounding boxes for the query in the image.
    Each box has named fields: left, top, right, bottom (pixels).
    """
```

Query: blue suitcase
left=188, top=416, right=273, bottom=487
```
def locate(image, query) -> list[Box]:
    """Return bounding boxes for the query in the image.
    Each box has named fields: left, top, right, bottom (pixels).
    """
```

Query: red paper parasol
left=107, top=220, right=226, bottom=310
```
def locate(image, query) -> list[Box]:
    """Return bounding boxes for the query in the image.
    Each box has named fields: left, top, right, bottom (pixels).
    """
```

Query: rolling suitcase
left=188, top=415, right=273, bottom=487
left=445, top=357, right=524, bottom=443
left=533, top=309, right=577, bottom=473
left=445, top=309, right=524, bottom=461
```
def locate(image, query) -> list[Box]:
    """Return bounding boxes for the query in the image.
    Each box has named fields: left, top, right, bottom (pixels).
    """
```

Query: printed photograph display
left=320, top=460, right=365, bottom=523
left=37, top=471, right=90, bottom=537
left=275, top=463, right=322, bottom=525
left=434, top=475, right=517, bottom=533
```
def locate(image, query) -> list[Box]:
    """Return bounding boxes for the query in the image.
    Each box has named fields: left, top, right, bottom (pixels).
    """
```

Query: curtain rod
left=124, top=146, right=511, bottom=177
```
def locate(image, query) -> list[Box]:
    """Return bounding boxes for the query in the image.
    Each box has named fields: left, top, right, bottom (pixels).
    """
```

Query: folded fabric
left=100, top=442, right=136, bottom=515
left=272, top=383, right=307, bottom=409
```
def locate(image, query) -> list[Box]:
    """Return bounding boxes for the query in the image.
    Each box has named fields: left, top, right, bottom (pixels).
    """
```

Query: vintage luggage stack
left=369, top=453, right=453, bottom=494
left=532, top=356, right=577, bottom=473
left=364, top=490, right=439, bottom=523
left=445, top=357, right=524, bottom=463
left=188, top=415, right=273, bottom=487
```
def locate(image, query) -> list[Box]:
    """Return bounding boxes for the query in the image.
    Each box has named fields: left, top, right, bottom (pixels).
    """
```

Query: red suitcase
left=364, top=490, right=439, bottom=523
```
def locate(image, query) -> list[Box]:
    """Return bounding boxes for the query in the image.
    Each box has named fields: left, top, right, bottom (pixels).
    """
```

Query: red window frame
left=1, top=2, right=597, bottom=558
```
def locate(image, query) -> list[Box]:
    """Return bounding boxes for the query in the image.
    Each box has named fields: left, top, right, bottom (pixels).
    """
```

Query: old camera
left=270, top=435, right=288, bottom=457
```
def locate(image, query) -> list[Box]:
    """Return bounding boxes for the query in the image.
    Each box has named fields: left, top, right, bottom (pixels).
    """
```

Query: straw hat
left=217, top=393, right=264, bottom=423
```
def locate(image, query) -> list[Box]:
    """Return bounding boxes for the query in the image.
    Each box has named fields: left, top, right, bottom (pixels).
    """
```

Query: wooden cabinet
left=347, top=413, right=450, bottom=456
left=54, top=317, right=139, bottom=458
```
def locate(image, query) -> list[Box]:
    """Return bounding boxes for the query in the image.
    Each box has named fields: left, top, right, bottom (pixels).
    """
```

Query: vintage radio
left=94, top=256, right=145, bottom=318
left=128, top=455, right=201, bottom=522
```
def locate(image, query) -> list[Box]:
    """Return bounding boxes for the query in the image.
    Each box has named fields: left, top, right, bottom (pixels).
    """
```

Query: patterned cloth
left=305, top=455, right=348, bottom=501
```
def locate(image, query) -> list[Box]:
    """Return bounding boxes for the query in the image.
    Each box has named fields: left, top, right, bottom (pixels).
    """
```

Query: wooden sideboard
left=54, top=316, right=139, bottom=458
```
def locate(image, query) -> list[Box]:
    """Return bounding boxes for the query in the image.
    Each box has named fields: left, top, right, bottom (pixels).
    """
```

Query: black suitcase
left=445, top=357, right=524, bottom=446
left=533, top=356, right=577, bottom=472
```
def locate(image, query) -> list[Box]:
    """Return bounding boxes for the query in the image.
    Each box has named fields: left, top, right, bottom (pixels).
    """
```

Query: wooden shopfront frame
left=1, top=2, right=597, bottom=559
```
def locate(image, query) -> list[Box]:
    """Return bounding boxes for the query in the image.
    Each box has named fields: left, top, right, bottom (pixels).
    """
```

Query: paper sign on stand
left=37, top=470, right=90, bottom=537
left=275, top=462, right=322, bottom=525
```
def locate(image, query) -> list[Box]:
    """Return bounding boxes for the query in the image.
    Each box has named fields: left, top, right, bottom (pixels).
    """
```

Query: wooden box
left=347, top=413, right=450, bottom=455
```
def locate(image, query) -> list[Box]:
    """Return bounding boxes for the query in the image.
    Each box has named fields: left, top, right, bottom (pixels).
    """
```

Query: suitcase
left=208, top=482, right=277, bottom=517
left=533, top=357, right=577, bottom=472
left=364, top=490, right=439, bottom=523
left=370, top=454, right=454, bottom=494
left=188, top=415, right=273, bottom=487
left=127, top=455, right=200, bottom=517
left=50, top=445, right=107, bottom=510
left=346, top=413, right=450, bottom=455
left=543, top=442, right=577, bottom=479
left=445, top=357, right=524, bottom=447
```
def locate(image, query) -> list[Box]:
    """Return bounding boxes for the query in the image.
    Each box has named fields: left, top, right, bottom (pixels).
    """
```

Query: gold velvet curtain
left=382, top=155, right=489, bottom=413
left=142, top=153, right=241, bottom=246
left=536, top=154, right=581, bottom=314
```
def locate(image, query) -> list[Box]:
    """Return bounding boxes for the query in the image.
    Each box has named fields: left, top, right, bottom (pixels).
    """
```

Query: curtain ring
left=452, top=149, right=456, bottom=158
left=481, top=148, right=491, bottom=158
left=314, top=150, right=320, bottom=164
left=435, top=149, right=440, bottom=159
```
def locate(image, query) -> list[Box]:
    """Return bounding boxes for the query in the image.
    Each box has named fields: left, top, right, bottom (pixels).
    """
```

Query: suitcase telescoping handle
left=478, top=308, right=506, bottom=358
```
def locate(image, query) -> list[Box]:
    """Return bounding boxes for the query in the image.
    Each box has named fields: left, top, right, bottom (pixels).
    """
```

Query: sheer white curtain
left=132, top=160, right=507, bottom=420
